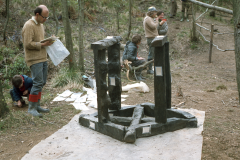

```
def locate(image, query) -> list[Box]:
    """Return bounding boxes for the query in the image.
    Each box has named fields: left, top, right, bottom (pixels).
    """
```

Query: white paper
left=74, top=95, right=87, bottom=103
left=71, top=92, right=83, bottom=99
left=121, top=98, right=126, bottom=102
left=45, top=39, right=70, bottom=66
left=58, top=90, right=73, bottom=97
left=88, top=100, right=98, bottom=108
left=70, top=102, right=89, bottom=110
left=121, top=95, right=129, bottom=98
left=52, top=96, right=66, bottom=102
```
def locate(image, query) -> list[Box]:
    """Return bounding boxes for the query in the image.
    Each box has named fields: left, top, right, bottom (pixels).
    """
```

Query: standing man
left=170, top=0, right=177, bottom=18
left=180, top=0, right=190, bottom=22
left=22, top=5, right=53, bottom=117
left=143, top=6, right=159, bottom=74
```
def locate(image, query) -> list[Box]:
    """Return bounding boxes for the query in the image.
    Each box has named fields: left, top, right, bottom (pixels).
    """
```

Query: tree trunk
left=52, top=0, right=59, bottom=36
left=188, top=0, right=232, bottom=15
left=61, top=0, right=76, bottom=70
left=0, top=82, right=9, bottom=118
left=127, top=0, right=132, bottom=40
left=233, top=0, right=240, bottom=104
left=78, top=0, right=85, bottom=72
left=3, top=0, right=9, bottom=44
left=191, top=2, right=197, bottom=41
left=117, top=10, right=119, bottom=31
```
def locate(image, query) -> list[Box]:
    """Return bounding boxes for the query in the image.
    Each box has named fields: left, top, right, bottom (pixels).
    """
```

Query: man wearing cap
left=22, top=5, right=53, bottom=117
left=143, top=6, right=159, bottom=74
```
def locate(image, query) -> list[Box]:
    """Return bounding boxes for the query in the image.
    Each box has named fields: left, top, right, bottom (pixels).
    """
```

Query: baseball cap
left=148, top=6, right=157, bottom=12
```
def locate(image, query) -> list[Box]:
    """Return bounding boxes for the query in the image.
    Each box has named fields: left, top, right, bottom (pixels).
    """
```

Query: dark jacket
left=122, top=41, right=139, bottom=62
left=11, top=75, right=32, bottom=101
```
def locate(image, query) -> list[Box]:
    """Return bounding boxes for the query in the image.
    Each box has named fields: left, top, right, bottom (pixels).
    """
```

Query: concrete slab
left=22, top=108, right=205, bottom=160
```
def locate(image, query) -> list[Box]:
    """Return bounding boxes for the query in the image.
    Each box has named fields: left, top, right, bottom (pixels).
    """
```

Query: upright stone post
left=151, top=36, right=168, bottom=123
left=91, top=36, right=122, bottom=123
left=108, top=43, right=122, bottom=110
left=164, top=42, right=171, bottom=109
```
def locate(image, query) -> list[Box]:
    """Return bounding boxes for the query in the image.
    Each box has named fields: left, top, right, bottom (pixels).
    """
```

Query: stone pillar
left=151, top=36, right=168, bottom=123
left=164, top=42, right=171, bottom=109
left=108, top=43, right=122, bottom=110
left=91, top=36, right=122, bottom=123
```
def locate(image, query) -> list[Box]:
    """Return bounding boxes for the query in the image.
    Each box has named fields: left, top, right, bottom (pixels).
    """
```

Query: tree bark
left=117, top=10, right=120, bottom=31
left=0, top=82, right=9, bottom=118
left=191, top=2, right=197, bottom=41
left=233, top=0, right=240, bottom=104
left=78, top=0, right=85, bottom=72
left=188, top=0, right=232, bottom=15
left=52, top=0, right=59, bottom=36
left=61, top=0, right=76, bottom=70
left=3, top=0, right=9, bottom=44
left=127, top=0, right=132, bottom=40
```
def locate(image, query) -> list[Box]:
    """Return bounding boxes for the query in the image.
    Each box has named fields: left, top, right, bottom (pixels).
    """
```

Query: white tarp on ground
left=22, top=108, right=205, bottom=160
left=51, top=87, right=132, bottom=110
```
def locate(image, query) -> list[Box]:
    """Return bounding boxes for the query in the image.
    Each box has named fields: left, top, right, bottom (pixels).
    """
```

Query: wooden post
left=209, top=24, right=214, bottom=63
left=151, top=36, right=168, bottom=123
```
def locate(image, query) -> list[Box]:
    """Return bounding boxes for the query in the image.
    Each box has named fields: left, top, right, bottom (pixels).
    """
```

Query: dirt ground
left=1, top=1, right=240, bottom=160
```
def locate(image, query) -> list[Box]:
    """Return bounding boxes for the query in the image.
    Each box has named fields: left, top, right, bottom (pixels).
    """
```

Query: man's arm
left=145, top=17, right=159, bottom=30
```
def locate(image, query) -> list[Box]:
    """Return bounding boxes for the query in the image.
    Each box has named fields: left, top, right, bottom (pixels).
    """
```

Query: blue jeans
left=147, top=38, right=155, bottom=61
left=30, top=61, right=48, bottom=95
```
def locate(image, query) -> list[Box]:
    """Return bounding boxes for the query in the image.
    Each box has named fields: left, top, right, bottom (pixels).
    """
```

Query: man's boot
left=186, top=14, right=189, bottom=22
left=28, top=101, right=43, bottom=117
left=147, top=63, right=154, bottom=74
left=37, top=99, right=50, bottom=113
left=136, top=72, right=144, bottom=81
left=180, top=12, right=184, bottom=22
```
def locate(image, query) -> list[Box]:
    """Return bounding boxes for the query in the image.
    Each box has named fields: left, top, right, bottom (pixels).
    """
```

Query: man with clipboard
left=22, top=5, right=52, bottom=117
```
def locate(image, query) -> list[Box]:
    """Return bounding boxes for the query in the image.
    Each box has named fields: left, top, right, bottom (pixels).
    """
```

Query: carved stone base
left=79, top=103, right=197, bottom=143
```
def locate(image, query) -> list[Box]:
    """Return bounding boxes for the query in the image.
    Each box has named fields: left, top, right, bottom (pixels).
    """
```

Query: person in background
left=143, top=6, right=159, bottom=74
left=22, top=5, right=53, bottom=117
left=157, top=11, right=168, bottom=35
left=122, top=35, right=146, bottom=81
left=180, top=0, right=190, bottom=22
left=170, top=0, right=177, bottom=18
left=10, top=75, right=32, bottom=108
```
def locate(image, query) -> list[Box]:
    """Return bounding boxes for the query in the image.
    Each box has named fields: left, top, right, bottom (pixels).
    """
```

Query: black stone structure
left=79, top=36, right=198, bottom=143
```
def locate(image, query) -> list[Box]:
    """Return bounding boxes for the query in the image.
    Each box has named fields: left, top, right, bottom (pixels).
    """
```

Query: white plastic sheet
left=45, top=39, right=70, bottom=66
left=122, top=82, right=149, bottom=93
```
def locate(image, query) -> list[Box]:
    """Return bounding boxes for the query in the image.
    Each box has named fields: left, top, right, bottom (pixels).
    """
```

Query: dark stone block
left=151, top=36, right=168, bottom=47
left=167, top=108, right=196, bottom=119
left=91, top=36, right=122, bottom=50
left=140, top=102, right=155, bottom=117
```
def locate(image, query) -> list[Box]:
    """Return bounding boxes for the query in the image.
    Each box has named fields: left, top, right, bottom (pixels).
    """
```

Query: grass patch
left=216, top=85, right=227, bottom=90
left=51, top=67, right=84, bottom=88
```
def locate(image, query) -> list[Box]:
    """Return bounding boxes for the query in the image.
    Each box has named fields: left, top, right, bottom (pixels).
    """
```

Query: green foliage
left=0, top=47, right=30, bottom=80
left=190, top=42, right=198, bottom=50
left=51, top=67, right=83, bottom=87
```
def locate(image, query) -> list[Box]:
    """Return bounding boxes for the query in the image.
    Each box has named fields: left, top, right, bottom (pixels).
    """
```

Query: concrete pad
left=22, top=108, right=205, bottom=160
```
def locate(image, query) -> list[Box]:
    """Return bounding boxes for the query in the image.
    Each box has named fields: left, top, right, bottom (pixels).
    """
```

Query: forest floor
left=0, top=1, right=240, bottom=160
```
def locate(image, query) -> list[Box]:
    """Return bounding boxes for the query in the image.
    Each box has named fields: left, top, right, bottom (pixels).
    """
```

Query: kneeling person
left=10, top=75, right=32, bottom=108
left=122, top=35, right=146, bottom=81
